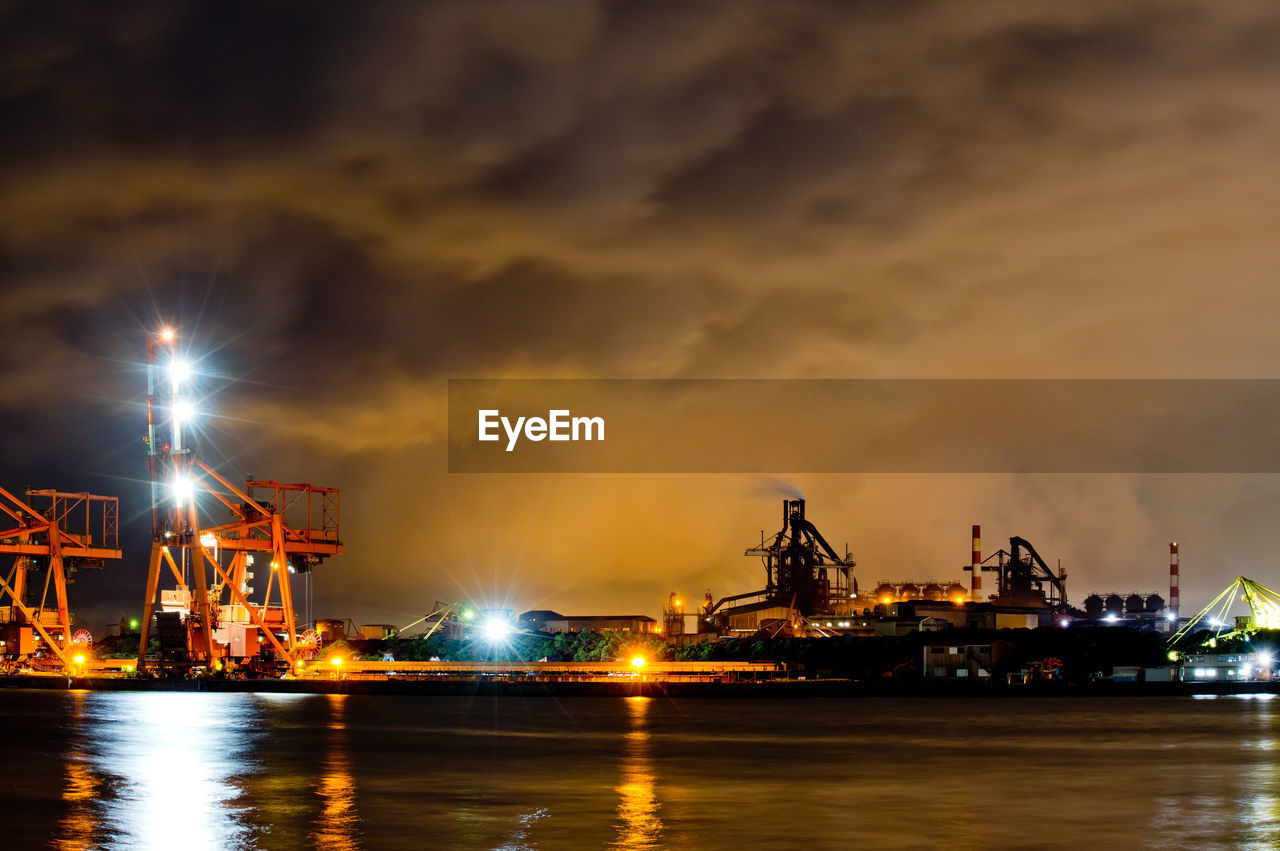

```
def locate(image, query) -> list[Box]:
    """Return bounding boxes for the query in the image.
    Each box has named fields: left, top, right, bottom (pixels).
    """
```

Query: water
left=3, top=689, right=1279, bottom=849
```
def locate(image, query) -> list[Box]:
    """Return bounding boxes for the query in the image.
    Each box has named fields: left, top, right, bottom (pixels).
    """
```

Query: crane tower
left=138, top=328, right=342, bottom=674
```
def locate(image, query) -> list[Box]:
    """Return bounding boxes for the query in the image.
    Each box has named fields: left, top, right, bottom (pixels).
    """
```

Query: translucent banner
left=448, top=379, right=1280, bottom=473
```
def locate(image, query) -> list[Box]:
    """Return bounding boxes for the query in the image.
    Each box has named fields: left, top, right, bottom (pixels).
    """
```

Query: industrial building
left=519, top=610, right=659, bottom=635
left=687, top=498, right=859, bottom=637
left=1178, top=651, right=1271, bottom=682
left=877, top=601, right=1047, bottom=635
left=921, top=640, right=1012, bottom=681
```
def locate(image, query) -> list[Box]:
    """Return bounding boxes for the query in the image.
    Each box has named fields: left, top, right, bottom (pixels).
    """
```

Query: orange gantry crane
left=137, top=328, right=342, bottom=673
left=0, top=487, right=121, bottom=669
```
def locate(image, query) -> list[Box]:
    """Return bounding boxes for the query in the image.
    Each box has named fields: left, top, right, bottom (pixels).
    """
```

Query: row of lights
left=158, top=327, right=199, bottom=506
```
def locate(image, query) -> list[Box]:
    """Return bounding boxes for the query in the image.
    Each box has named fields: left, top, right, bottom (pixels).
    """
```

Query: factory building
left=921, top=640, right=1012, bottom=680
left=717, top=601, right=794, bottom=634
left=1179, top=651, right=1271, bottom=682
left=699, top=499, right=858, bottom=636
left=875, top=601, right=1049, bottom=635
left=519, top=610, right=659, bottom=635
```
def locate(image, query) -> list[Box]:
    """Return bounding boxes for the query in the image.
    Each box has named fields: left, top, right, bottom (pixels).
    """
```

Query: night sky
left=4, top=1, right=1280, bottom=632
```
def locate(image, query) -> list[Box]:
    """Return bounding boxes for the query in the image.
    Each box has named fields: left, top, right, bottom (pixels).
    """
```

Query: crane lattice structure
left=1168, top=576, right=1280, bottom=646
left=397, top=602, right=475, bottom=641
left=0, top=487, right=121, bottom=669
left=137, top=328, right=342, bottom=674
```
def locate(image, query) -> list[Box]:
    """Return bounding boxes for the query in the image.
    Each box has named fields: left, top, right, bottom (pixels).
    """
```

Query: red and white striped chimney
left=1169, top=542, right=1179, bottom=624
left=970, top=525, right=983, bottom=602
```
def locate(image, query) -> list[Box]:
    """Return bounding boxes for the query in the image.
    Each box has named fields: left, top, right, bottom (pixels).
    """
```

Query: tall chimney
left=1169, top=542, right=1179, bottom=626
left=971, top=525, right=983, bottom=602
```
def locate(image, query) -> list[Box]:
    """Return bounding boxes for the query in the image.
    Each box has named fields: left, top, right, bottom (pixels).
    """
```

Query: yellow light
left=73, top=655, right=85, bottom=665
left=296, top=661, right=305, bottom=668
left=631, top=656, right=646, bottom=669
left=331, top=657, right=343, bottom=666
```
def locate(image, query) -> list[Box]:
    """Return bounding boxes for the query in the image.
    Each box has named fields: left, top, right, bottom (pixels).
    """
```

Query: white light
left=172, top=400, right=196, bottom=423
left=172, top=477, right=194, bottom=505
left=1059, top=619, right=1070, bottom=628
left=1104, top=613, right=1118, bottom=623
left=481, top=617, right=511, bottom=642
left=1261, top=652, right=1274, bottom=666
left=199, top=533, right=216, bottom=548
left=159, top=327, right=175, bottom=342
left=169, top=360, right=191, bottom=388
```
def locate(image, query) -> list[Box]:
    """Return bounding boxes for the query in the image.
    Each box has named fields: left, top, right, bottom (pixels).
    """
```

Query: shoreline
left=1, top=675, right=1276, bottom=698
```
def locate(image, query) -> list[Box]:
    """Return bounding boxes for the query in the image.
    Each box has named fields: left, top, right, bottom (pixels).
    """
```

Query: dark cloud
left=3, top=1, right=1280, bottom=629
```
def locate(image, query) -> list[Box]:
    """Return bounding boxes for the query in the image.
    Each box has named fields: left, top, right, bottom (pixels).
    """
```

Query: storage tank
left=1104, top=594, right=1124, bottom=617
left=874, top=583, right=897, bottom=605
left=923, top=583, right=944, bottom=601
left=1125, top=594, right=1146, bottom=615
left=900, top=583, right=921, bottom=601
left=1084, top=594, right=1104, bottom=619
left=945, top=583, right=968, bottom=604
left=1145, top=593, right=1166, bottom=613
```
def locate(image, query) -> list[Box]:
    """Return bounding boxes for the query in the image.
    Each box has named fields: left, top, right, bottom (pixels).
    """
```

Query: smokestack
left=971, top=525, right=982, bottom=602
left=1170, top=542, right=1179, bottom=625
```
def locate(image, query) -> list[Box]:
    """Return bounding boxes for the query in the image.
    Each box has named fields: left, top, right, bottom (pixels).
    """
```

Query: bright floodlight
left=1104, top=613, right=1118, bottom=623
left=73, top=655, right=85, bottom=665
left=171, top=476, right=194, bottom=505
left=481, top=617, right=512, bottom=641
left=631, top=656, right=646, bottom=669
left=169, top=359, right=191, bottom=387
left=1261, top=652, right=1275, bottom=666
left=159, top=327, right=175, bottom=342
left=172, top=399, right=196, bottom=423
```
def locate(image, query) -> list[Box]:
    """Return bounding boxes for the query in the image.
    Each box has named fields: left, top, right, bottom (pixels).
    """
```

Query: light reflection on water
left=313, top=694, right=360, bottom=850
left=611, top=696, right=662, bottom=849
left=10, top=692, right=1280, bottom=848
left=45, top=690, right=361, bottom=850
left=67, top=691, right=260, bottom=849
left=53, top=691, right=98, bottom=851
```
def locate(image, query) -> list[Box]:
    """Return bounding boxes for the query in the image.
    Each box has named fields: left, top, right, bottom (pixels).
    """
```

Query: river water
left=3, top=689, right=1277, bottom=849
